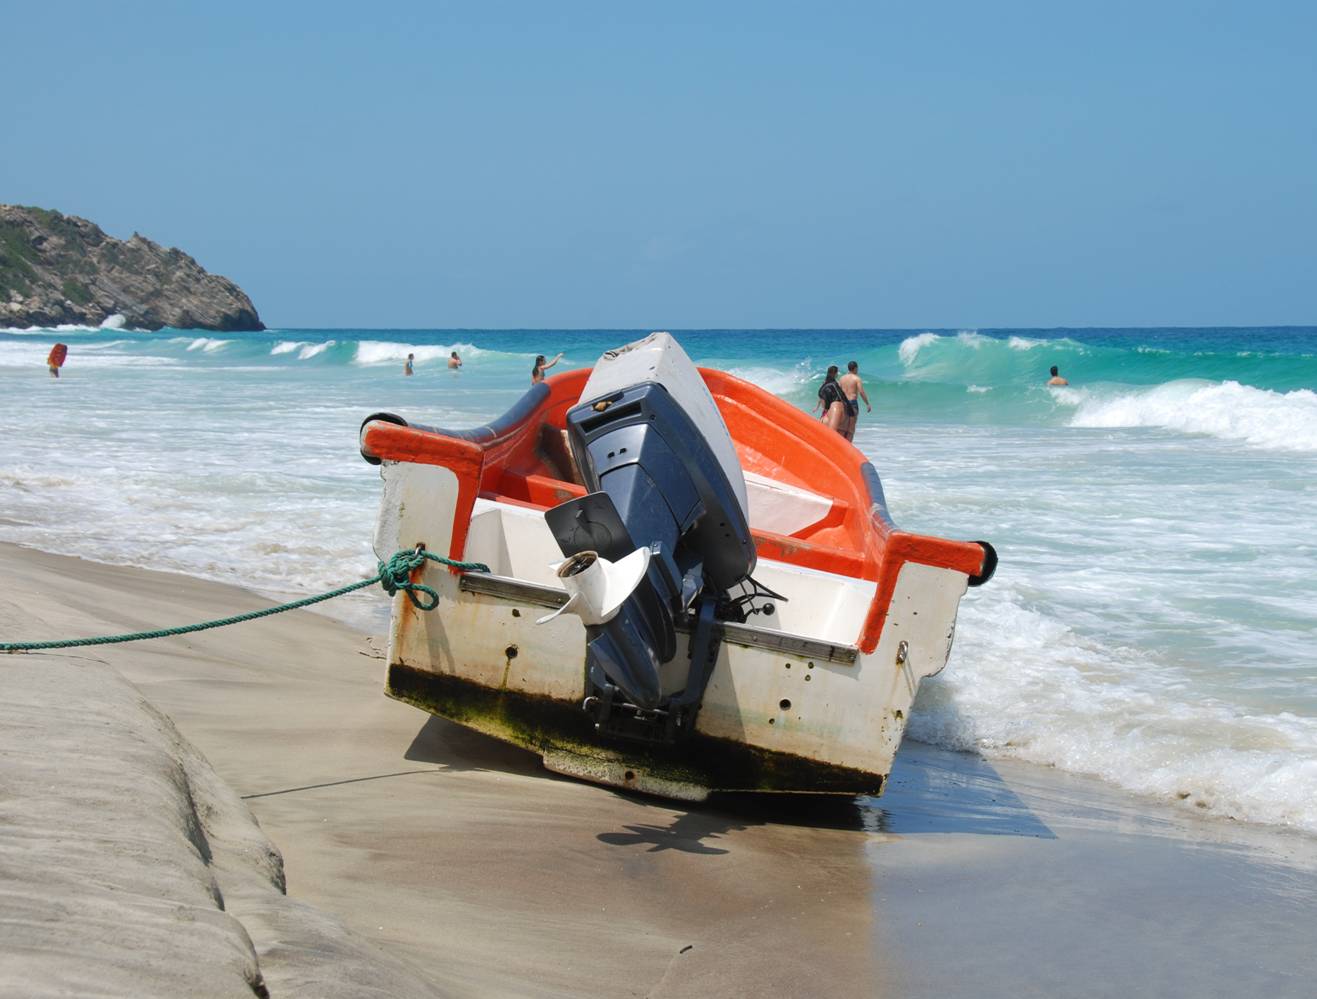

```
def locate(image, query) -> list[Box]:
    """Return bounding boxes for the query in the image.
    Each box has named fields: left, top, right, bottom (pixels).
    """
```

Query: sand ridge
left=0, top=651, right=440, bottom=998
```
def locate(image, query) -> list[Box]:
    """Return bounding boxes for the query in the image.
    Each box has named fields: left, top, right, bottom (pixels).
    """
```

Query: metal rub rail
left=458, top=572, right=859, bottom=666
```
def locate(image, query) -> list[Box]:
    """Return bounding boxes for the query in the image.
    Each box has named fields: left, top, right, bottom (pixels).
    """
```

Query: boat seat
left=742, top=470, right=850, bottom=540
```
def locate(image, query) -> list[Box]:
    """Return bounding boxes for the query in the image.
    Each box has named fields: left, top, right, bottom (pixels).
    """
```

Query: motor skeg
left=545, top=336, right=756, bottom=731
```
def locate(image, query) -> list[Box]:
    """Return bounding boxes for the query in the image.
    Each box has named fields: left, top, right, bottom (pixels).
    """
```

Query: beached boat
left=360, top=333, right=994, bottom=800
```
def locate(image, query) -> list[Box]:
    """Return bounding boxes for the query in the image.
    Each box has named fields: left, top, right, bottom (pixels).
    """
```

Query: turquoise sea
left=3, top=324, right=1315, bottom=834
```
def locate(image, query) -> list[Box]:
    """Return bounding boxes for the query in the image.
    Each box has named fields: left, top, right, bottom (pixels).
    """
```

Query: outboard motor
left=539, top=334, right=757, bottom=742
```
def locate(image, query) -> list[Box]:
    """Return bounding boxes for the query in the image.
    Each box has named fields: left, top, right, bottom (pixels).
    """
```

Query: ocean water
left=3, top=323, right=1316, bottom=835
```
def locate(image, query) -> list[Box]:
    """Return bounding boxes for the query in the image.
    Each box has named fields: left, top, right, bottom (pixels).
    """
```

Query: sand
left=2, top=541, right=1315, bottom=997
left=1, top=645, right=439, bottom=999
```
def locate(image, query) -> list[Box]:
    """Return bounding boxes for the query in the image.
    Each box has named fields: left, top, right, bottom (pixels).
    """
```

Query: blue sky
left=5, top=1, right=1315, bottom=328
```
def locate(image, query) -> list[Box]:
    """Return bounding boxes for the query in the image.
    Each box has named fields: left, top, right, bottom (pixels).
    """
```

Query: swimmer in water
left=404, top=353, right=415, bottom=376
left=815, top=365, right=847, bottom=435
left=1047, top=365, right=1068, bottom=386
left=838, top=360, right=871, bottom=441
left=532, top=352, right=563, bottom=384
left=47, top=342, right=67, bottom=378
left=448, top=351, right=462, bottom=369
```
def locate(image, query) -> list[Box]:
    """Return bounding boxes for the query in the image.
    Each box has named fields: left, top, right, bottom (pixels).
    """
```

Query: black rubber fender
left=358, top=411, right=410, bottom=464
left=968, top=541, right=997, bottom=587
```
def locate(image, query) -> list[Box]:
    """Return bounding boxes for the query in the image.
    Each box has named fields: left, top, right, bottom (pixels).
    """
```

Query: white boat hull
left=375, top=460, right=970, bottom=799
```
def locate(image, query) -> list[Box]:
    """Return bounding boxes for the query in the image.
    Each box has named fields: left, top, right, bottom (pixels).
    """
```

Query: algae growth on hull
left=386, top=662, right=885, bottom=798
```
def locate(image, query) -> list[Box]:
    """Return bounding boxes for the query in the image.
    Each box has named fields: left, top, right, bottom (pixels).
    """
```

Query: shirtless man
left=839, top=360, right=871, bottom=441
left=448, top=350, right=462, bottom=369
left=1047, top=365, right=1068, bottom=386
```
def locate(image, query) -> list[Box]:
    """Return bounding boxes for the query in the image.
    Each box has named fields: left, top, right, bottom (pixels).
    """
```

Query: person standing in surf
left=532, top=352, right=563, bottom=384
left=838, top=360, right=871, bottom=441
left=47, top=342, right=67, bottom=378
left=448, top=350, right=462, bottom=369
left=404, top=353, right=415, bottom=376
left=815, top=365, right=847, bottom=435
left=1047, top=365, right=1068, bottom=386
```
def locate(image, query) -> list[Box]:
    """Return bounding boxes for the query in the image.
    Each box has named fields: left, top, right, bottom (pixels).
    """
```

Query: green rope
left=0, top=549, right=489, bottom=653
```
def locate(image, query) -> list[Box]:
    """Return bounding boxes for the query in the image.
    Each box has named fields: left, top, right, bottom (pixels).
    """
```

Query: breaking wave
left=897, top=331, right=940, bottom=366
left=894, top=330, right=1317, bottom=393
left=271, top=340, right=337, bottom=360
left=183, top=337, right=231, bottom=353
left=1067, top=380, right=1317, bottom=452
left=352, top=340, right=483, bottom=365
left=724, top=361, right=818, bottom=398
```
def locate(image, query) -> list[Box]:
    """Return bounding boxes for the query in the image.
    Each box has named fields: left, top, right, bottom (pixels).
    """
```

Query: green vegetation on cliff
left=0, top=205, right=263, bottom=331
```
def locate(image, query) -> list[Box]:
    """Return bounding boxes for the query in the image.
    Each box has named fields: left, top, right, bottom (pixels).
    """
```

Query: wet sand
left=871, top=745, right=1317, bottom=997
left=2, top=541, right=1315, bottom=997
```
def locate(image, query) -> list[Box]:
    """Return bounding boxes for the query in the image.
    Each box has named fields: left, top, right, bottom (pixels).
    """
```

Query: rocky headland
left=0, top=205, right=263, bottom=331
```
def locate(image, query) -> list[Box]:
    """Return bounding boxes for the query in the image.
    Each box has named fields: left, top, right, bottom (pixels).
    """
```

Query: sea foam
left=912, top=585, right=1317, bottom=834
left=1069, top=379, right=1317, bottom=452
left=1, top=313, right=133, bottom=334
left=0, top=342, right=172, bottom=369
left=4, top=322, right=111, bottom=334
left=353, top=340, right=485, bottom=365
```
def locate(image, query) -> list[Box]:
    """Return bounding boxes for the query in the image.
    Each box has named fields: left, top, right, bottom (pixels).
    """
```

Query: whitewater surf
left=3, top=324, right=1314, bottom=833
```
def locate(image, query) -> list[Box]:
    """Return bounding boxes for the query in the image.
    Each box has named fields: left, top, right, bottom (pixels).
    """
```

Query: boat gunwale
left=360, top=363, right=991, bottom=653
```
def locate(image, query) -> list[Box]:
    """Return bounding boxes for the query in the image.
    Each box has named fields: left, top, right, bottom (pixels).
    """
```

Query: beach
left=3, top=323, right=1316, bottom=997
left=4, top=539, right=1314, bottom=998
left=9, top=1, right=1317, bottom=990
left=5, top=326, right=1316, bottom=836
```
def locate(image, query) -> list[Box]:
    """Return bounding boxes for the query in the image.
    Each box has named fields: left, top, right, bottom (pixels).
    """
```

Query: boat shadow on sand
left=401, top=715, right=1055, bottom=854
